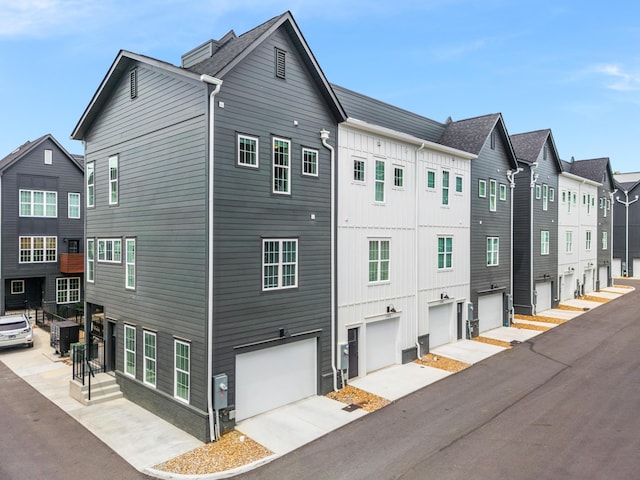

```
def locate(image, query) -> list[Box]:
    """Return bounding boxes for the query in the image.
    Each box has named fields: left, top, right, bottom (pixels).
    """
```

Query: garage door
left=612, top=258, right=622, bottom=277
left=598, top=266, right=608, bottom=290
left=584, top=270, right=594, bottom=294
left=562, top=274, right=575, bottom=301
left=633, top=259, right=640, bottom=278
left=429, top=304, right=452, bottom=348
left=478, top=293, right=503, bottom=332
left=235, top=338, right=317, bottom=421
left=366, top=319, right=397, bottom=373
left=535, top=281, right=552, bottom=313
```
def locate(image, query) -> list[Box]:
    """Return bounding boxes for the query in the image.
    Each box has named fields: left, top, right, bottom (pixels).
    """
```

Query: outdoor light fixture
left=386, top=305, right=396, bottom=313
left=440, top=293, right=449, bottom=300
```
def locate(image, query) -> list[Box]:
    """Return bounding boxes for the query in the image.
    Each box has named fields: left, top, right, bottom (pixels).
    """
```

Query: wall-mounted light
left=63, top=238, right=68, bottom=243
left=279, top=327, right=290, bottom=338
left=491, top=283, right=498, bottom=289
left=386, top=304, right=396, bottom=313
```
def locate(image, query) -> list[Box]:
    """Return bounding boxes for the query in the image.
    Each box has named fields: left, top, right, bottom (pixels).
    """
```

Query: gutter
left=201, top=74, right=223, bottom=441
left=529, top=162, right=539, bottom=314
left=415, top=143, right=425, bottom=356
left=506, top=167, right=523, bottom=323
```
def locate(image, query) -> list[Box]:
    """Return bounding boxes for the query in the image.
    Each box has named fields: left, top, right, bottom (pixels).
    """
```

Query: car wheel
left=27, top=343, right=34, bottom=348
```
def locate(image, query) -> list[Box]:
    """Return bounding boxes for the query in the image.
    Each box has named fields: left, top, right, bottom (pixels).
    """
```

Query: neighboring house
left=557, top=160, right=600, bottom=300
left=71, top=12, right=345, bottom=442
left=333, top=85, right=475, bottom=381
left=510, top=129, right=562, bottom=315
left=0, top=134, right=84, bottom=315
left=612, top=172, right=640, bottom=277
left=566, top=157, right=616, bottom=288
left=438, top=113, right=520, bottom=334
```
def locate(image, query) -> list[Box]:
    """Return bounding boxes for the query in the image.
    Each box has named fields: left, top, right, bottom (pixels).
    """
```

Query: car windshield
left=0, top=320, right=27, bottom=331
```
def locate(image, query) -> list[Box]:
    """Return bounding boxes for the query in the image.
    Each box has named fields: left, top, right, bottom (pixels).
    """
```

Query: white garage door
left=235, top=338, right=317, bottom=421
left=535, top=281, right=552, bottom=313
left=366, top=319, right=397, bottom=373
left=478, top=293, right=503, bottom=332
left=598, top=266, right=608, bottom=290
left=633, top=259, right=640, bottom=278
left=562, top=274, right=575, bottom=301
left=429, top=304, right=452, bottom=348
left=612, top=258, right=622, bottom=277
left=584, top=270, right=594, bottom=294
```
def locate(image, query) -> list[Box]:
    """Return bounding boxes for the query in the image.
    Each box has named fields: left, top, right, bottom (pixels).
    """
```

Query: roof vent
left=275, top=48, right=286, bottom=79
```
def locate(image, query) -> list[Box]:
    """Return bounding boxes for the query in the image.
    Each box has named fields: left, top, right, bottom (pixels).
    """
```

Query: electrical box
left=339, top=343, right=349, bottom=370
left=466, top=302, right=474, bottom=322
left=213, top=374, right=228, bottom=410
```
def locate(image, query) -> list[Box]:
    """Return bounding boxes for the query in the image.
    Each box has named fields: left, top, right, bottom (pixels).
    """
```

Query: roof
left=0, top=134, right=84, bottom=173
left=510, top=129, right=551, bottom=163
left=566, top=157, right=615, bottom=189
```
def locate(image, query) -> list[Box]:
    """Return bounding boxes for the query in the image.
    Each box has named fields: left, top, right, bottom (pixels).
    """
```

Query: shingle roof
left=510, top=129, right=550, bottom=163
left=0, top=134, right=83, bottom=173
left=566, top=157, right=610, bottom=184
left=438, top=113, right=500, bottom=155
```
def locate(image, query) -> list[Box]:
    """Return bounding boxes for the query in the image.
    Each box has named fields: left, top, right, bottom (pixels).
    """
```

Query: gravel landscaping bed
left=326, top=384, right=391, bottom=412
left=414, top=353, right=471, bottom=373
left=555, top=304, right=585, bottom=311
left=579, top=295, right=610, bottom=303
left=515, top=313, right=567, bottom=325
left=473, top=336, right=512, bottom=348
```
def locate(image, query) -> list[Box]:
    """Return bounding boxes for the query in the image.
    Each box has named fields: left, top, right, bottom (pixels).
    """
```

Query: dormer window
left=275, top=48, right=286, bottom=79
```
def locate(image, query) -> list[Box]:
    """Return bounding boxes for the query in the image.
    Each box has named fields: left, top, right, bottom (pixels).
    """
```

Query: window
left=273, top=138, right=290, bottom=194
left=68, top=239, right=79, bottom=254
left=56, top=277, right=80, bottom=304
left=174, top=340, right=190, bottom=403
left=455, top=176, right=463, bottom=193
left=97, top=239, right=122, bottom=263
left=535, top=185, right=541, bottom=199
left=19, top=236, right=56, bottom=263
left=426, top=170, right=436, bottom=189
left=125, top=239, right=135, bottom=290
left=238, top=134, right=259, bottom=167
left=567, top=191, right=573, bottom=213
left=19, top=190, right=57, bottom=217
left=489, top=180, right=497, bottom=211
left=478, top=179, right=486, bottom=198
left=302, top=148, right=318, bottom=176
left=124, top=325, right=136, bottom=378
left=561, top=190, right=567, bottom=204
left=542, top=184, right=548, bottom=211
left=263, top=239, right=298, bottom=290
left=549, top=187, right=555, bottom=202
left=394, top=167, right=404, bottom=188
left=499, top=184, right=507, bottom=201
left=375, top=160, right=385, bottom=202
left=487, top=237, right=499, bottom=266
left=143, top=331, right=156, bottom=387
left=438, top=236, right=453, bottom=269
left=353, top=159, right=365, bottom=182
left=130, top=68, right=138, bottom=99
left=602, top=231, right=608, bottom=250
left=586, top=231, right=592, bottom=251
left=566, top=231, right=573, bottom=253
left=490, top=130, right=496, bottom=149
left=87, top=239, right=95, bottom=283
left=87, top=162, right=94, bottom=207
left=10, top=280, right=24, bottom=295
left=368, top=239, right=390, bottom=283
left=275, top=47, right=286, bottom=79
left=109, top=155, right=118, bottom=205
left=442, top=170, right=449, bottom=205
left=68, top=193, right=80, bottom=219
left=541, top=231, right=549, bottom=255
left=44, top=149, right=52, bottom=165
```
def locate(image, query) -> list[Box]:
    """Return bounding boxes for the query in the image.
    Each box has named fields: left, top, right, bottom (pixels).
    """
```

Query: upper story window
left=263, top=239, right=298, bottom=290
left=542, top=184, right=548, bottom=211
left=394, top=166, right=404, bottom=188
left=86, top=162, right=95, bottom=208
left=487, top=237, right=499, bottom=266
left=273, top=138, right=290, bottom=194
left=602, top=231, right=608, bottom=250
left=478, top=179, right=486, bottom=198
left=238, top=134, right=259, bottom=168
left=375, top=160, right=385, bottom=202
left=549, top=187, right=555, bottom=202
left=455, top=176, right=463, bottom=193
left=56, top=277, right=80, bottom=304
left=490, top=130, right=496, bottom=149
left=585, top=230, right=592, bottom=251
left=125, top=238, right=136, bottom=290
left=535, top=185, right=541, bottom=199
left=499, top=183, right=507, bottom=201
left=97, top=238, right=122, bottom=263
left=489, top=180, right=497, bottom=212
left=109, top=155, right=118, bottom=205
left=438, top=236, right=453, bottom=269
left=68, top=193, right=80, bottom=219
left=353, top=159, right=365, bottom=183
left=20, top=190, right=57, bottom=217
left=566, top=231, right=573, bottom=253
left=274, top=48, right=286, bottom=79
left=426, top=170, right=436, bottom=189
left=541, top=231, right=549, bottom=255
left=87, top=239, right=95, bottom=283
left=44, top=149, right=53, bottom=165
left=368, top=239, right=390, bottom=283
left=19, top=236, right=57, bottom=263
left=302, top=148, right=318, bottom=177
left=442, top=170, right=449, bottom=205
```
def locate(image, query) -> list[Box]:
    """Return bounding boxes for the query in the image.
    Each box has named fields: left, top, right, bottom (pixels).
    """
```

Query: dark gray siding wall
left=470, top=130, right=513, bottom=317
left=82, top=61, right=210, bottom=435
left=613, top=185, right=640, bottom=276
left=596, top=175, right=613, bottom=284
left=1, top=138, right=84, bottom=313
left=512, top=163, right=532, bottom=313
left=211, top=28, right=336, bottom=408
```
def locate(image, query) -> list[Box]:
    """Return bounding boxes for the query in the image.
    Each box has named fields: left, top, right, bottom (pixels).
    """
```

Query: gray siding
left=512, top=163, right=532, bottom=313
left=613, top=184, right=640, bottom=276
left=596, top=171, right=614, bottom=286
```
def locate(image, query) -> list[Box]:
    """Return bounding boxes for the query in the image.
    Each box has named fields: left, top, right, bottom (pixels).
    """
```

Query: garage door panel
left=598, top=266, right=608, bottom=289
left=366, top=319, right=396, bottom=373
left=633, top=259, right=640, bottom=278
left=429, top=304, right=451, bottom=348
left=478, top=293, right=503, bottom=332
left=535, top=281, right=552, bottom=313
left=236, top=338, right=317, bottom=421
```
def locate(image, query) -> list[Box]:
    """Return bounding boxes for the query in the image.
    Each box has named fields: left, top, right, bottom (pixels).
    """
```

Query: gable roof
left=0, top=134, right=84, bottom=173
left=438, top=113, right=518, bottom=168
left=510, top=128, right=563, bottom=173
left=566, top=157, right=615, bottom=189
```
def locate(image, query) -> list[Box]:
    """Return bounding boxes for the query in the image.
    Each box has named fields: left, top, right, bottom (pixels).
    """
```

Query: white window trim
left=19, top=189, right=58, bottom=218
left=174, top=339, right=190, bottom=403
left=87, top=239, right=95, bottom=283
left=10, top=280, right=25, bottom=294
left=68, top=193, right=81, bottom=219
left=237, top=134, right=259, bottom=168
left=499, top=183, right=507, bottom=201
left=441, top=170, right=450, bottom=205
left=87, top=162, right=95, bottom=208
left=438, top=236, right=453, bottom=270
left=262, top=239, right=298, bottom=290
left=541, top=231, right=549, bottom=255
left=143, top=330, right=157, bottom=387
left=109, top=155, right=119, bottom=205
left=302, top=147, right=319, bottom=177
left=97, top=238, right=122, bottom=263
left=368, top=238, right=390, bottom=283
left=19, top=236, right=57, bottom=263
left=489, top=179, right=497, bottom=212
left=56, top=277, right=80, bottom=304
left=478, top=179, right=487, bottom=198
left=124, top=324, right=136, bottom=378
left=566, top=231, right=573, bottom=254
left=393, top=165, right=405, bottom=190
left=426, top=169, right=436, bottom=190
left=44, top=149, right=53, bottom=165
left=535, top=185, right=541, bottom=199
left=487, top=237, right=499, bottom=266
left=602, top=231, right=608, bottom=250
left=272, top=137, right=291, bottom=195
left=454, top=175, right=463, bottom=194
left=125, top=238, right=136, bottom=290
left=375, top=159, right=385, bottom=203
left=586, top=231, right=592, bottom=251
left=353, top=158, right=366, bottom=184
left=542, top=184, right=548, bottom=211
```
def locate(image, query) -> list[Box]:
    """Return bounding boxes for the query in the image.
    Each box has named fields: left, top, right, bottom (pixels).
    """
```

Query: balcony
left=60, top=253, right=84, bottom=274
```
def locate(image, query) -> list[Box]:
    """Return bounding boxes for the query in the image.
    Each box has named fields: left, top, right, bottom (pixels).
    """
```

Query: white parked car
left=0, top=314, right=33, bottom=349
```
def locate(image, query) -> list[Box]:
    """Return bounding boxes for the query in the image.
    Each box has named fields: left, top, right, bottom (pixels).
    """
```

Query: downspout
left=529, top=162, right=539, bottom=314
left=201, top=74, right=223, bottom=441
left=610, top=188, right=618, bottom=285
left=415, top=143, right=425, bottom=356
left=320, top=129, right=337, bottom=391
left=506, top=167, right=523, bottom=324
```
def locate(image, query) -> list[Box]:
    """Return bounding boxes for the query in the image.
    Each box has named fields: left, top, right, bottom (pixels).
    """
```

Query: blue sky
left=1, top=0, right=639, bottom=173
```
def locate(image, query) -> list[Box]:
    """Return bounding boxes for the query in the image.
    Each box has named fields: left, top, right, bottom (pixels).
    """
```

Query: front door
left=347, top=327, right=359, bottom=379
left=107, top=321, right=116, bottom=372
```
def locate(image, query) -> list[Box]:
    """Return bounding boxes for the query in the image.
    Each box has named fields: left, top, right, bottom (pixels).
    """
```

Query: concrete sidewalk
left=0, top=283, right=632, bottom=479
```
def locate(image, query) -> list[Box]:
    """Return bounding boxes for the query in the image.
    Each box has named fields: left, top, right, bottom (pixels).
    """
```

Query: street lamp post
left=616, top=190, right=639, bottom=276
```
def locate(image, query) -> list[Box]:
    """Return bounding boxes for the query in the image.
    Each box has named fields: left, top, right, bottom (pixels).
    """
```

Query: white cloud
left=592, top=63, right=640, bottom=91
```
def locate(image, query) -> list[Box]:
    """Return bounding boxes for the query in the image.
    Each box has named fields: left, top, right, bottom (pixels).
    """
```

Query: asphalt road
left=0, top=360, right=149, bottom=480
left=239, top=281, right=640, bottom=480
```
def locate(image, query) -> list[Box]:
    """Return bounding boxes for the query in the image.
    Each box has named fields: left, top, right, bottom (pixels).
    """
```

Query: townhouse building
left=612, top=172, right=640, bottom=277
left=0, top=134, right=84, bottom=315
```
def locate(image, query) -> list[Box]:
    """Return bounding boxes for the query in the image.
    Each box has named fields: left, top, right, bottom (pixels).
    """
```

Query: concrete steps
left=69, top=372, right=123, bottom=406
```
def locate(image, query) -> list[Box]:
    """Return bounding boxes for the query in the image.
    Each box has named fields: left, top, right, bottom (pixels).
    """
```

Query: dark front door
left=107, top=321, right=116, bottom=372
left=347, top=327, right=359, bottom=379
left=457, top=302, right=463, bottom=340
